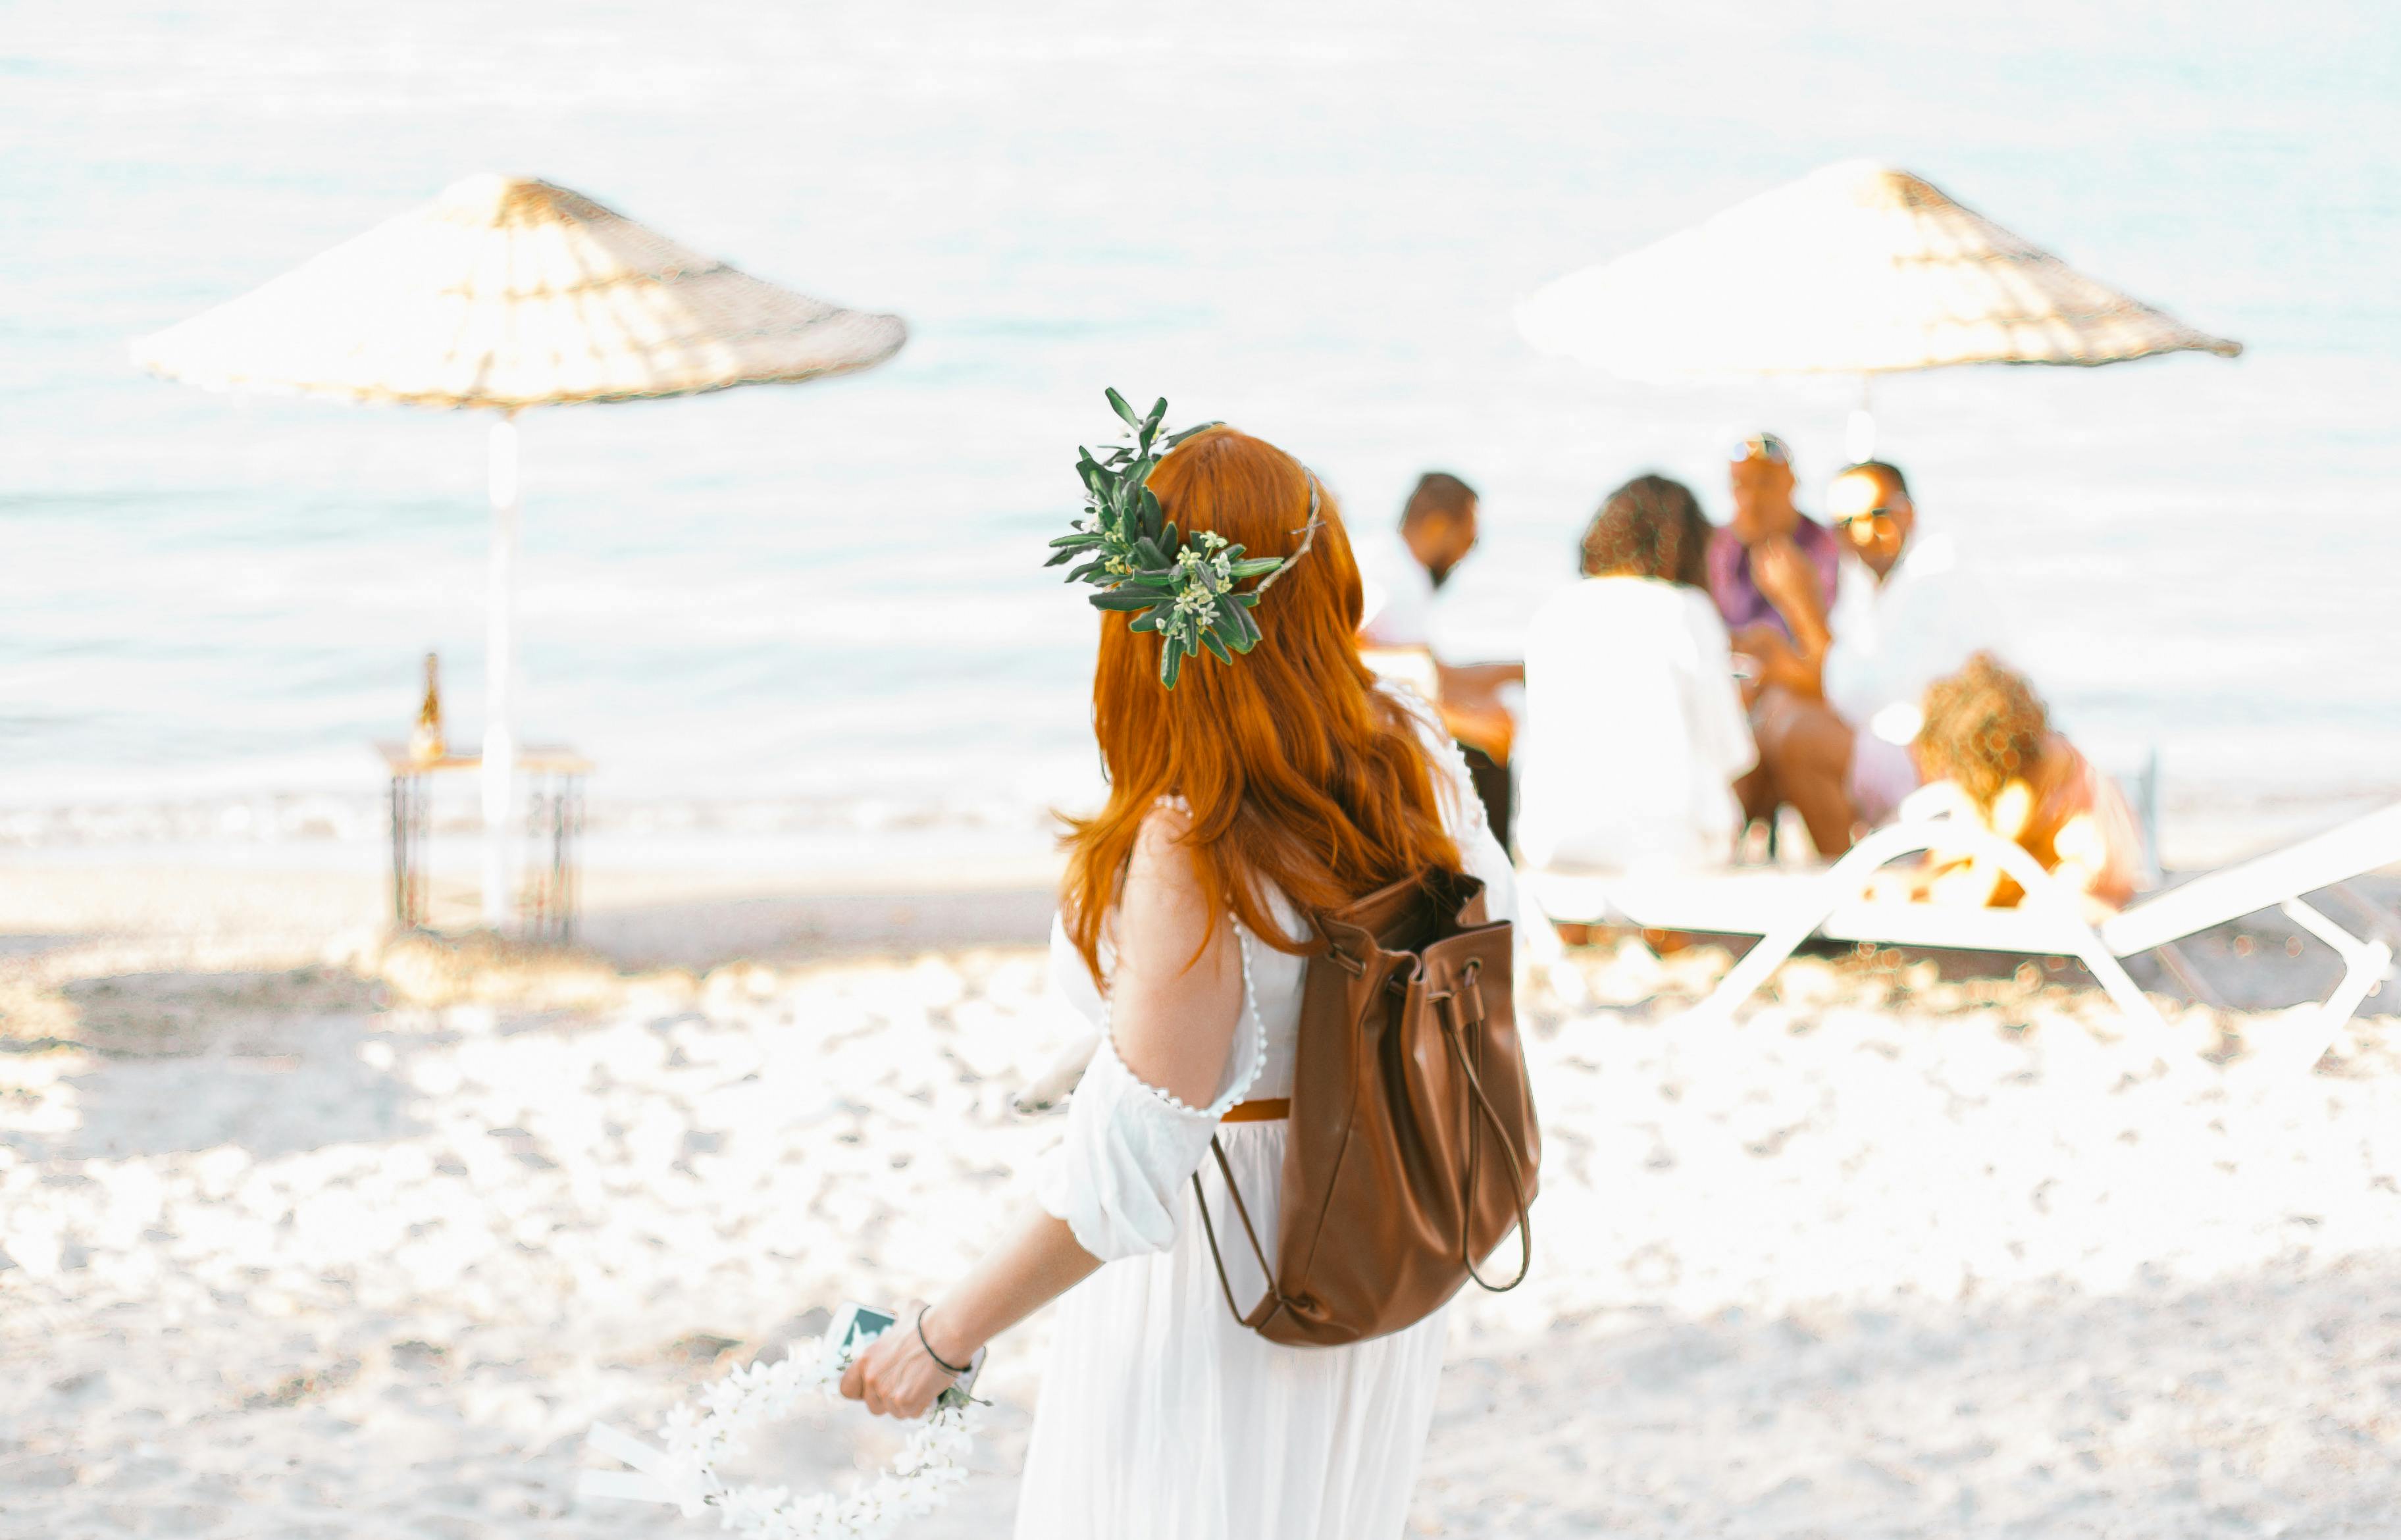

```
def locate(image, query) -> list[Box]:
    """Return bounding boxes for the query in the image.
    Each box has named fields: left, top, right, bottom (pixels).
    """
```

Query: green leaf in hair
left=1051, top=389, right=1325, bottom=688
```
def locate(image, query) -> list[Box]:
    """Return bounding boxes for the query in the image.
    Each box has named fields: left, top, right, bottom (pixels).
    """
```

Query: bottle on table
left=408, top=652, right=446, bottom=763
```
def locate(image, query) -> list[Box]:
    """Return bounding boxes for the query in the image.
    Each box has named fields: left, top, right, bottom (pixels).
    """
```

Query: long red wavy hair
left=1061, top=425, right=1461, bottom=983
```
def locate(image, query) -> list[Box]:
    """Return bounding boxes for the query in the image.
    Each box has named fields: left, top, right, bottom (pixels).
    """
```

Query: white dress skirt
left=1014, top=696, right=1518, bottom=1540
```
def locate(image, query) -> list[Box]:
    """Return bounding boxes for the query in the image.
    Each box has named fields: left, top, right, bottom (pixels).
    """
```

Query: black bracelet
left=916, top=1306, right=971, bottom=1377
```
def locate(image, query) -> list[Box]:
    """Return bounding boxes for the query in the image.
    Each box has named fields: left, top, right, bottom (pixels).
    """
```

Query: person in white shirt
left=1355, top=471, right=1521, bottom=842
left=1356, top=471, right=1478, bottom=651
left=1516, top=475, right=1756, bottom=872
left=1740, top=459, right=2008, bottom=853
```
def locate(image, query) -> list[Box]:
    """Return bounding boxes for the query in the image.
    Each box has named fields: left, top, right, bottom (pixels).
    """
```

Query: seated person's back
left=1518, top=475, right=1756, bottom=872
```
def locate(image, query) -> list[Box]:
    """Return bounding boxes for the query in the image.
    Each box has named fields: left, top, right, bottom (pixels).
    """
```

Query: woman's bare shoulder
left=1117, top=801, right=1215, bottom=960
left=1131, top=795, right=1195, bottom=848
left=1109, top=799, right=1240, bottom=1111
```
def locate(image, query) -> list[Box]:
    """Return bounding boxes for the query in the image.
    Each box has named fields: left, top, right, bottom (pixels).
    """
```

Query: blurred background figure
left=1710, top=433, right=1840, bottom=646
left=1356, top=470, right=1519, bottom=842
left=1894, top=653, right=2144, bottom=914
left=1515, top=475, right=1753, bottom=873
left=1358, top=471, right=1479, bottom=652
left=1740, top=459, right=2008, bottom=855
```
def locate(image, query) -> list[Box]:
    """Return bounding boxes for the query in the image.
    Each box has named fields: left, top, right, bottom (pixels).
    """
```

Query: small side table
left=376, top=742, right=592, bottom=940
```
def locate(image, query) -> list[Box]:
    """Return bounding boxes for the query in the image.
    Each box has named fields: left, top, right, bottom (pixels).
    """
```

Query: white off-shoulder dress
left=1016, top=702, right=1519, bottom=1540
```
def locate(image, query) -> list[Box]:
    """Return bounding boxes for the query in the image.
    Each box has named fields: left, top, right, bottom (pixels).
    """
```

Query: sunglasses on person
left=1729, top=433, right=1792, bottom=466
left=1837, top=507, right=1903, bottom=541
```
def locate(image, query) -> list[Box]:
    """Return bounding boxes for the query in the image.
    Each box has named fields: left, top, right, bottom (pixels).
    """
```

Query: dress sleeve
left=1045, top=912, right=1106, bottom=1030
left=1034, top=923, right=1269, bottom=1262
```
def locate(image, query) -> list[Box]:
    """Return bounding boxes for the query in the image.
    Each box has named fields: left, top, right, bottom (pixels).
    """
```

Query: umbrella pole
left=480, top=411, right=521, bottom=929
left=1845, top=374, right=1876, bottom=463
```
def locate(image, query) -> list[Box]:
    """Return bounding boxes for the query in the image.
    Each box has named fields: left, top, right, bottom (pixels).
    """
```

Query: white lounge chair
left=1524, top=802, right=2401, bottom=1059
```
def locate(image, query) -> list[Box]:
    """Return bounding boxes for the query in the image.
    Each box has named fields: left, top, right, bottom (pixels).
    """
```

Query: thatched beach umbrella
left=134, top=173, right=906, bottom=925
left=1516, top=160, right=2239, bottom=456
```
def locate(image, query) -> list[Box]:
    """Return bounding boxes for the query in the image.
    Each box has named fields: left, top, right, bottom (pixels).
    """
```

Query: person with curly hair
left=1576, top=473, right=1715, bottom=588
left=1516, top=474, right=1755, bottom=872
left=1900, top=654, right=2144, bottom=913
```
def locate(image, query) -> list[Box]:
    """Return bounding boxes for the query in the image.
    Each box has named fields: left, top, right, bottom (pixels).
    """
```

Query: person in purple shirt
left=1711, top=433, right=1842, bottom=852
left=1707, top=433, right=1840, bottom=642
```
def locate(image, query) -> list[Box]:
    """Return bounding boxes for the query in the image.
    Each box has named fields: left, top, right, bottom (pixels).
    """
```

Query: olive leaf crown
left=1044, top=388, right=1322, bottom=688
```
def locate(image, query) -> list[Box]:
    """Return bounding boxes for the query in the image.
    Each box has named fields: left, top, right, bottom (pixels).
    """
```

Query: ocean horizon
left=5, top=0, right=2396, bottom=871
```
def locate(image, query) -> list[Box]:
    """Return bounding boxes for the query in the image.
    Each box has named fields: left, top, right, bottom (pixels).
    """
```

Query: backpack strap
left=1193, top=1137, right=1283, bottom=1329
left=1435, top=958, right=1534, bottom=1292
left=1189, top=908, right=1287, bottom=1332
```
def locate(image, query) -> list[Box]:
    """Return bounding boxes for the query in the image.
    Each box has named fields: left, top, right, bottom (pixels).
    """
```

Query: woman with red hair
left=841, top=418, right=1518, bottom=1536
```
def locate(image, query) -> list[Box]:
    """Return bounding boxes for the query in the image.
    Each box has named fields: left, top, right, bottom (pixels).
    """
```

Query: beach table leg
left=388, top=771, right=405, bottom=928
left=511, top=769, right=584, bottom=943
left=388, top=769, right=428, bottom=930
left=560, top=772, right=582, bottom=943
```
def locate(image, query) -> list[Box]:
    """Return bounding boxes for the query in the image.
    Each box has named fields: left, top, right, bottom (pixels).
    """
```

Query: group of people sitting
left=1356, top=436, right=2147, bottom=913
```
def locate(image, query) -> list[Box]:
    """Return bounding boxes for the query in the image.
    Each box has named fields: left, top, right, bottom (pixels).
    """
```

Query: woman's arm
left=838, top=1208, right=1099, bottom=1417
left=840, top=806, right=1243, bottom=1418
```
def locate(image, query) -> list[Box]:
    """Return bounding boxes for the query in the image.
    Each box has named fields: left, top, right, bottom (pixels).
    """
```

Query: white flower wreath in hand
left=579, top=1335, right=982, bottom=1540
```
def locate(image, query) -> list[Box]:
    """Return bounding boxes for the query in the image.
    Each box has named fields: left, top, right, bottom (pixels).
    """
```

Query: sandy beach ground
left=4, top=860, right=2400, bottom=1537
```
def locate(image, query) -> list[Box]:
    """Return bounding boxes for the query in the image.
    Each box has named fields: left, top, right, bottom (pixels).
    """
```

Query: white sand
left=5, top=883, right=2401, bottom=1537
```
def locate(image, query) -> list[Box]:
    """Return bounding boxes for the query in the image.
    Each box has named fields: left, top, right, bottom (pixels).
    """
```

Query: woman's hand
left=832, top=1212, right=1100, bottom=1425
left=837, top=1303, right=964, bottom=1420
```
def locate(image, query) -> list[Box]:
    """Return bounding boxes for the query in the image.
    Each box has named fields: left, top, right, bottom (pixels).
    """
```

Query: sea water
left=2, top=0, right=2394, bottom=869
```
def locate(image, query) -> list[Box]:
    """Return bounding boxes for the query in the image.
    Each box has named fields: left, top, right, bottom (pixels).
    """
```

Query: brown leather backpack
left=1193, top=868, right=1538, bottom=1347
